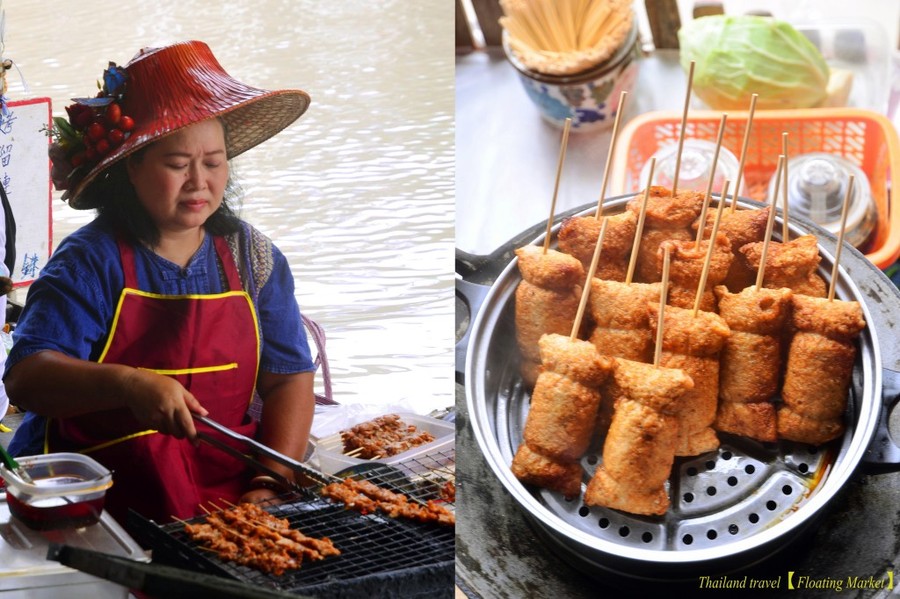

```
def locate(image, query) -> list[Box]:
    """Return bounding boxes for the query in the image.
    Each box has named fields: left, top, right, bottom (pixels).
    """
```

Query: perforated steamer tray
left=464, top=196, right=882, bottom=579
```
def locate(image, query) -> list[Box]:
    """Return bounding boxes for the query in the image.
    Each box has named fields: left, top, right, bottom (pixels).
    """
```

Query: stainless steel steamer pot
left=462, top=194, right=884, bottom=581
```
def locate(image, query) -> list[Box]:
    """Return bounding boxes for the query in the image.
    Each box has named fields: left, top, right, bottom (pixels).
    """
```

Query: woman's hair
left=84, top=119, right=243, bottom=247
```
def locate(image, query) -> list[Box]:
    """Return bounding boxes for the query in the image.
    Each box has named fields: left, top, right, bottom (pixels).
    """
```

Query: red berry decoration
left=95, top=139, right=111, bottom=156
left=107, top=129, right=125, bottom=146
left=87, top=122, right=106, bottom=142
left=70, top=152, right=86, bottom=168
left=105, top=103, right=122, bottom=126
left=119, top=115, right=135, bottom=132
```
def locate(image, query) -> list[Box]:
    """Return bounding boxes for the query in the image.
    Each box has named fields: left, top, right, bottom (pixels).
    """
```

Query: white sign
left=0, top=97, right=51, bottom=287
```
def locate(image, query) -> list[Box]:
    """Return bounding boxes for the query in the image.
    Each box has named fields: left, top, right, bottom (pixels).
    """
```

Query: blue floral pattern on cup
left=514, top=60, right=638, bottom=132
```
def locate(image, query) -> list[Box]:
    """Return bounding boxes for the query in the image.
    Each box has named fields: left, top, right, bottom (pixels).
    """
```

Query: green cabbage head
left=678, top=15, right=830, bottom=110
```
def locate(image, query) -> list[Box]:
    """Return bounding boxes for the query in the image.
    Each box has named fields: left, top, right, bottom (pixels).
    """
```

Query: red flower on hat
left=47, top=62, right=135, bottom=198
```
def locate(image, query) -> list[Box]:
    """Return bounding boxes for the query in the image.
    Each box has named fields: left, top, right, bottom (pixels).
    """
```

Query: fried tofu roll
left=657, top=233, right=733, bottom=312
left=588, top=279, right=662, bottom=363
left=647, top=303, right=730, bottom=456
left=714, top=285, right=792, bottom=442
left=511, top=334, right=615, bottom=497
left=739, top=235, right=826, bottom=298
left=584, top=358, right=693, bottom=516
left=558, top=211, right=637, bottom=281
left=626, top=186, right=705, bottom=283
left=695, top=206, right=770, bottom=292
left=515, top=245, right=585, bottom=386
left=777, top=294, right=866, bottom=445
left=588, top=279, right=663, bottom=437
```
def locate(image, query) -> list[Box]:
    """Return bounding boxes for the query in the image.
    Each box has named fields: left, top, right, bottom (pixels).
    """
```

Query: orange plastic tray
left=610, top=108, right=900, bottom=270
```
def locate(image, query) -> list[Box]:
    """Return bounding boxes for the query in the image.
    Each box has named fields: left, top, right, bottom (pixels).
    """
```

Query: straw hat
left=51, top=40, right=310, bottom=209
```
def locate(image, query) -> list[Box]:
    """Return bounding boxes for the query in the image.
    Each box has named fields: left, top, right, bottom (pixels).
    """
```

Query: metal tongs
left=0, top=443, right=33, bottom=484
left=192, top=414, right=339, bottom=490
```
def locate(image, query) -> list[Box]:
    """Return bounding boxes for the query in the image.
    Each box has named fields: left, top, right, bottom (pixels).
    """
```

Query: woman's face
left=127, top=119, right=228, bottom=236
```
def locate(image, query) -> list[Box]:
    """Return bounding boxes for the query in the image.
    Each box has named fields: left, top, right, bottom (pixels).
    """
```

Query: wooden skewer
left=671, top=60, right=695, bottom=197
left=654, top=244, right=671, bottom=368
left=781, top=133, right=790, bottom=241
left=543, top=117, right=573, bottom=253
left=345, top=447, right=365, bottom=458
left=695, top=113, right=728, bottom=249
left=571, top=217, right=609, bottom=340
left=730, top=93, right=757, bottom=213
left=828, top=174, right=854, bottom=301
left=625, top=158, right=656, bottom=285
left=755, top=155, right=785, bottom=292
left=692, top=180, right=729, bottom=317
left=594, top=90, right=628, bottom=218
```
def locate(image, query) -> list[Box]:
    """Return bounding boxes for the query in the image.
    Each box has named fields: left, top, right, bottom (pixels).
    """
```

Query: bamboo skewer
left=571, top=217, right=609, bottom=340
left=653, top=245, right=671, bottom=368
left=543, top=117, right=573, bottom=253
left=625, top=158, right=655, bottom=284
left=692, top=180, right=729, bottom=317
left=501, top=0, right=634, bottom=75
left=730, top=93, right=757, bottom=213
left=695, top=113, right=728, bottom=250
left=671, top=60, right=695, bottom=197
left=594, top=90, right=628, bottom=218
left=755, top=155, right=785, bottom=292
left=828, top=175, right=855, bottom=302
left=781, top=133, right=790, bottom=241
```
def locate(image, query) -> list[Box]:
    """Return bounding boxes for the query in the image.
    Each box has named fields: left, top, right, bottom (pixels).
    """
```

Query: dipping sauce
left=6, top=485, right=105, bottom=531
left=0, top=453, right=112, bottom=531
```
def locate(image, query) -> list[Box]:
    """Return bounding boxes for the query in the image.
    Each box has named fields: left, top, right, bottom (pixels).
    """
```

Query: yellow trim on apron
left=142, top=363, right=239, bottom=376
left=50, top=286, right=263, bottom=454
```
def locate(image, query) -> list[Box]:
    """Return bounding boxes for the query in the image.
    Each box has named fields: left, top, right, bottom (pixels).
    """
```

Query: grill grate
left=134, top=448, right=455, bottom=598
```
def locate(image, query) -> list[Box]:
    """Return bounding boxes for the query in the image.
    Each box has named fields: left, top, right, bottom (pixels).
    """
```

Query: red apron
left=47, top=235, right=261, bottom=524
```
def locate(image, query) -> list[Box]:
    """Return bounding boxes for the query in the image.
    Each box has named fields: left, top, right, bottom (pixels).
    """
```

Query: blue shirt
left=5, top=215, right=314, bottom=455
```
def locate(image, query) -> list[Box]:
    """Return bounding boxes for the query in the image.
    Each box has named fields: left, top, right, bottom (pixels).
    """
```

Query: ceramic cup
left=502, top=23, right=640, bottom=133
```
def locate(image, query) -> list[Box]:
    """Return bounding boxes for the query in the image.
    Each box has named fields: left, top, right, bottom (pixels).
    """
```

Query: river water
left=2, top=0, right=455, bottom=416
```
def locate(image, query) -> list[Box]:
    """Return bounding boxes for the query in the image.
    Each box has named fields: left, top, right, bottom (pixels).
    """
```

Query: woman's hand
left=239, top=475, right=289, bottom=505
left=121, top=367, right=208, bottom=439
left=239, top=487, right=284, bottom=505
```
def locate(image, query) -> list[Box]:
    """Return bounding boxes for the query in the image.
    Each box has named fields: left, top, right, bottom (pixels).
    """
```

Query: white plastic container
left=314, top=413, right=454, bottom=475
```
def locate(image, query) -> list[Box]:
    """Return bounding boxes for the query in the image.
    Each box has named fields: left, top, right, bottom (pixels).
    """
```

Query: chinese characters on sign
left=0, top=98, right=53, bottom=286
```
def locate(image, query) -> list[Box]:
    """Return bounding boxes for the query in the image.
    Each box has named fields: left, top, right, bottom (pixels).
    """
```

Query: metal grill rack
left=133, top=448, right=455, bottom=598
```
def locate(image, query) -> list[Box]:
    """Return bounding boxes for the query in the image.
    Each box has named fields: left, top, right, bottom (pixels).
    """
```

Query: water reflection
left=4, top=0, right=454, bottom=412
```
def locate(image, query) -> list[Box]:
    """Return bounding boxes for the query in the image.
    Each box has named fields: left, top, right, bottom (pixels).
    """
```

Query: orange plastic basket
left=610, top=108, right=900, bottom=270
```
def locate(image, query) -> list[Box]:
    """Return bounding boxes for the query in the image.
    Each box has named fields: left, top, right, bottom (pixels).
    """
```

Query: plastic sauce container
left=768, top=152, right=876, bottom=249
left=640, top=139, right=745, bottom=197
left=0, top=453, right=112, bottom=531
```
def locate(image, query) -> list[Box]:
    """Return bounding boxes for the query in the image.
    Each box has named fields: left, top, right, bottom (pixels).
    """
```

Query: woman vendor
left=4, top=41, right=316, bottom=525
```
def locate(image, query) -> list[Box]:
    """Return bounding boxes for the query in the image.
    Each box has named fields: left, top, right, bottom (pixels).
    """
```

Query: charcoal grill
left=131, top=449, right=455, bottom=599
